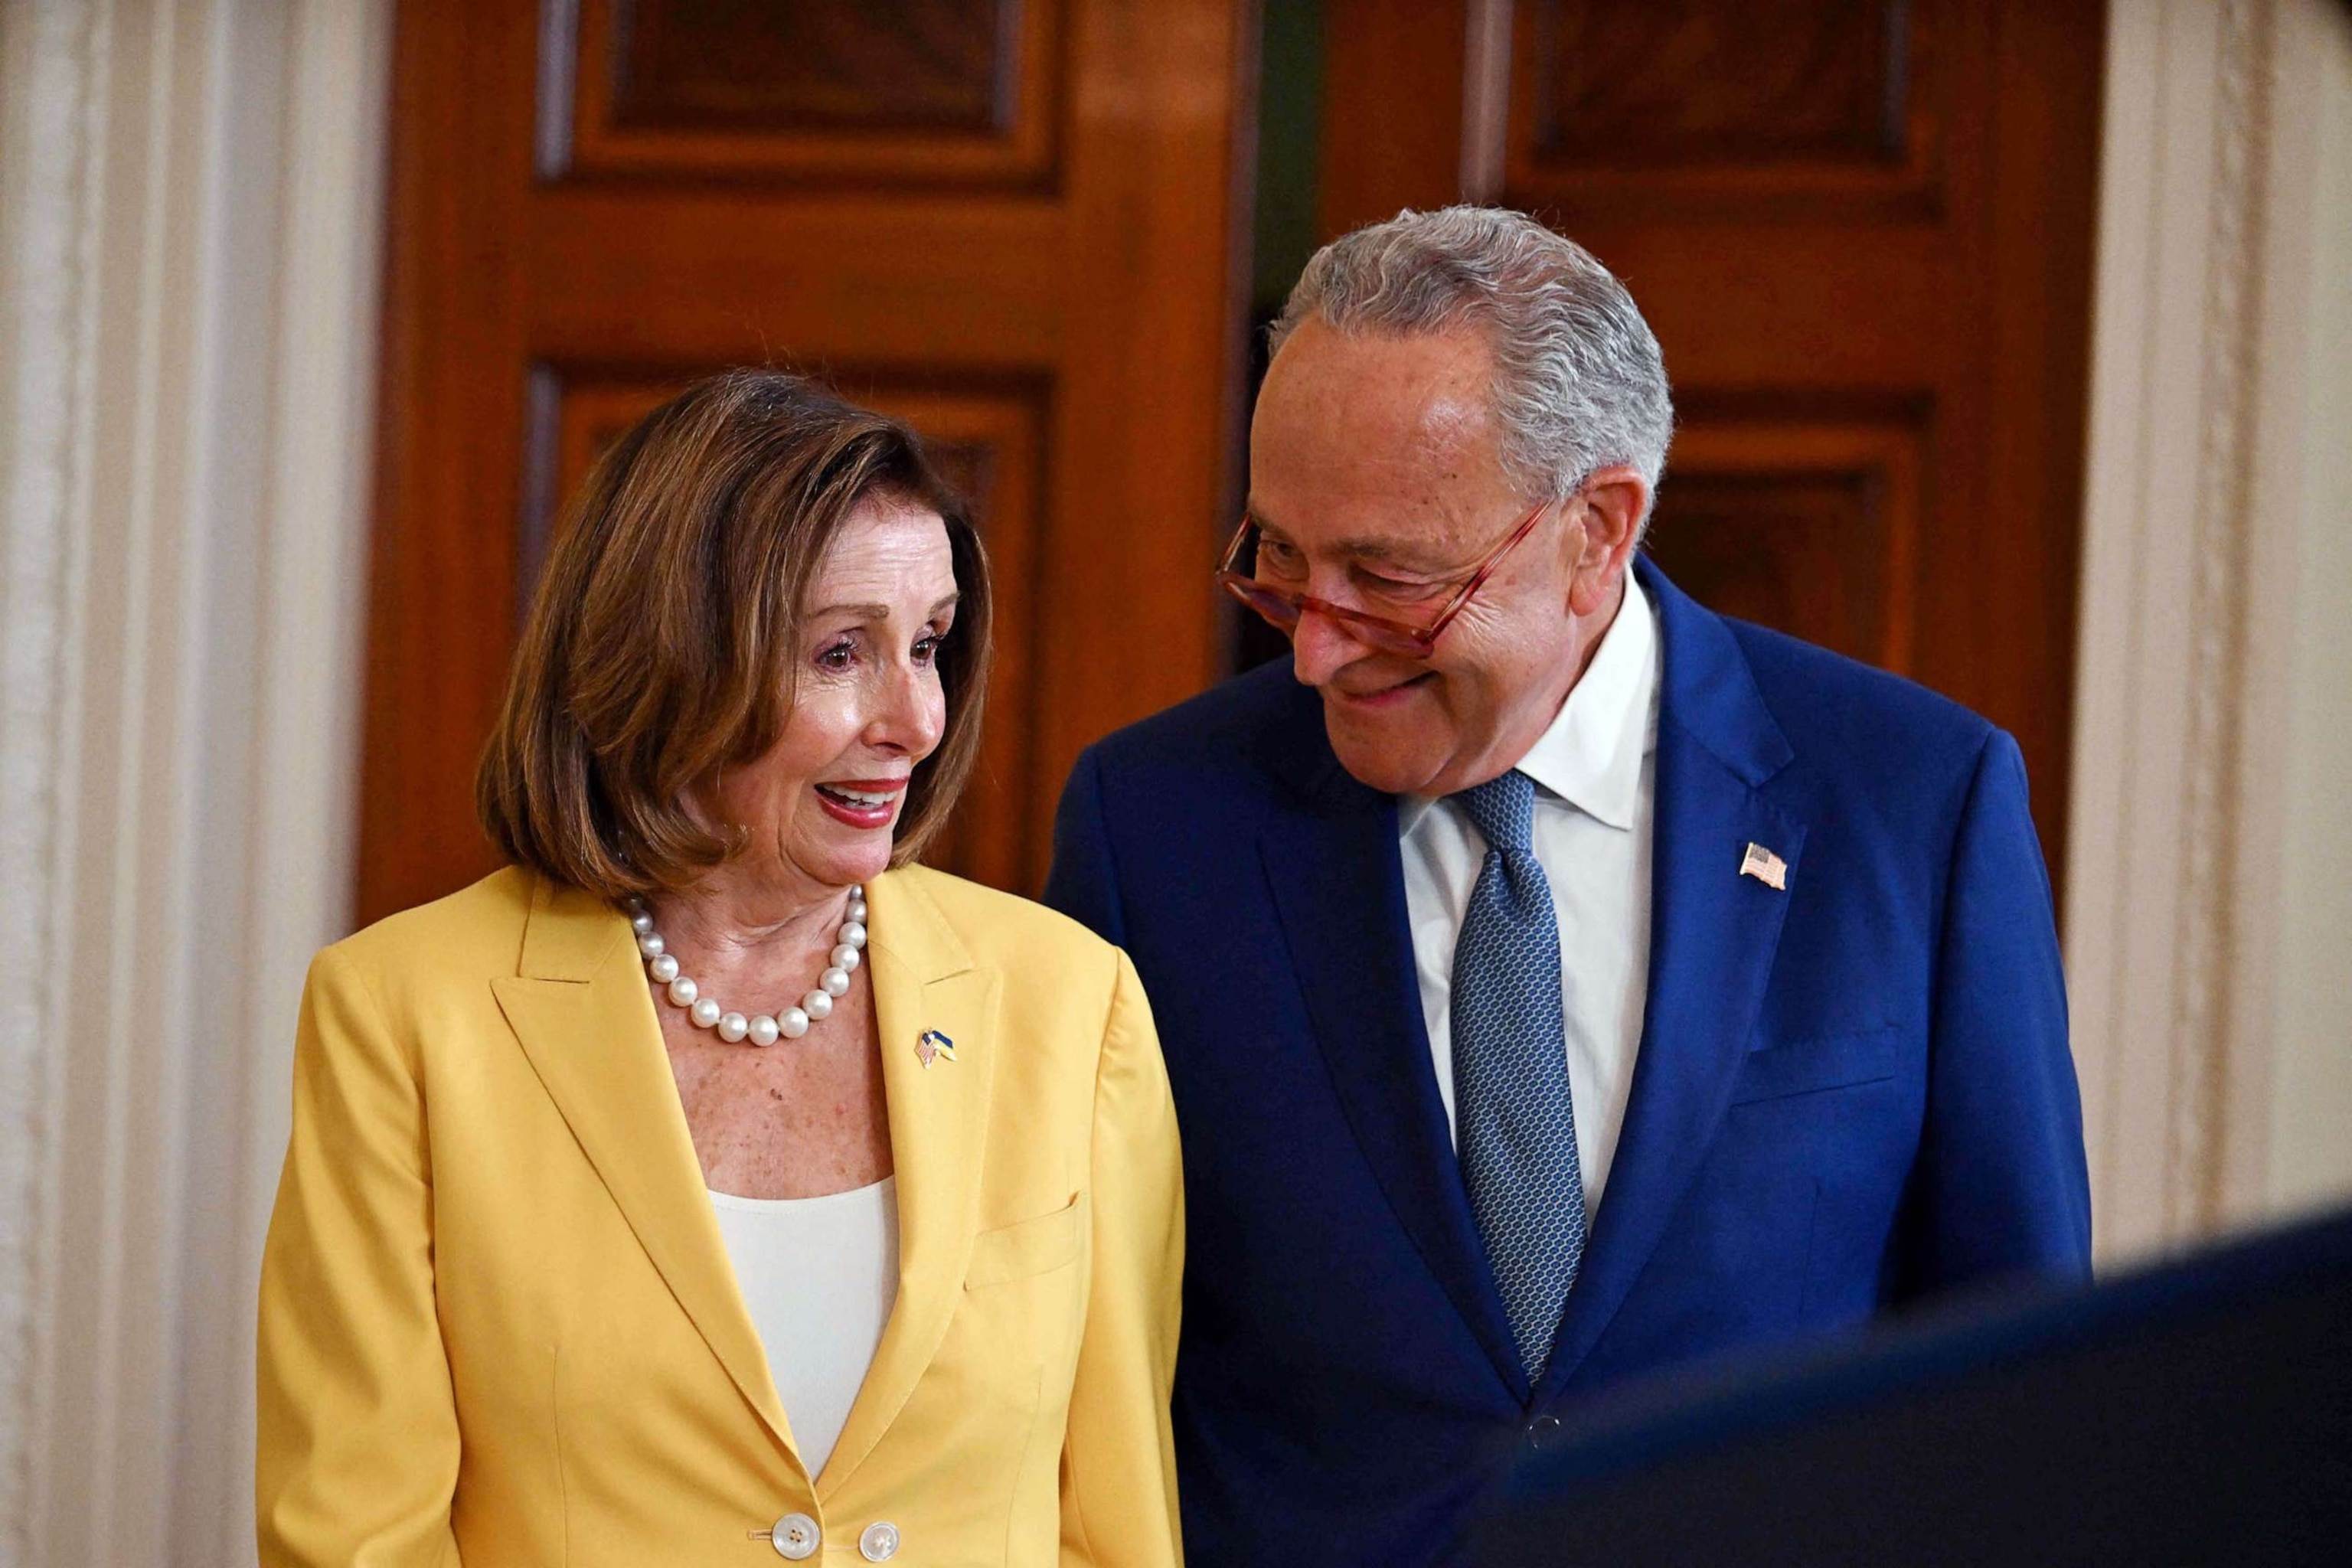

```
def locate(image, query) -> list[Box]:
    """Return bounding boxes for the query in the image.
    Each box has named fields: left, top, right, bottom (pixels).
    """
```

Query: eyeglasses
left=1214, top=498, right=1556, bottom=658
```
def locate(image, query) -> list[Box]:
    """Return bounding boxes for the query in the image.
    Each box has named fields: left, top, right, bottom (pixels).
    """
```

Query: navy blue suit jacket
left=1043, top=559, right=2092, bottom=1564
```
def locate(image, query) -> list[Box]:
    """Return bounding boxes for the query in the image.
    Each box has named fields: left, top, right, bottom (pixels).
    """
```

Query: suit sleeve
left=1905, top=729, right=2094, bottom=1292
left=1044, top=746, right=1129, bottom=947
left=256, top=945, right=462, bottom=1566
left=1060, top=949, right=1185, bottom=1568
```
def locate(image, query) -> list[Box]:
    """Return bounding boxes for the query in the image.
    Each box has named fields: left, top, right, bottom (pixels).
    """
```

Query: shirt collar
left=1396, top=576, right=1661, bottom=836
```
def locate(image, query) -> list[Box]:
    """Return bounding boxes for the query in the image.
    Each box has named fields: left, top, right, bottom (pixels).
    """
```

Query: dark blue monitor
left=1472, top=1207, right=2352, bottom=1566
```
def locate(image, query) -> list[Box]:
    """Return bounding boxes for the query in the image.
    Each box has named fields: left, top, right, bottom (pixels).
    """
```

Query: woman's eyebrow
left=808, top=592, right=963, bottom=622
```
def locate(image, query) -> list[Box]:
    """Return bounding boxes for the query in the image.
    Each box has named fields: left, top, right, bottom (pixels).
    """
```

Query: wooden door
left=1315, top=0, right=2102, bottom=877
left=358, top=0, right=1253, bottom=925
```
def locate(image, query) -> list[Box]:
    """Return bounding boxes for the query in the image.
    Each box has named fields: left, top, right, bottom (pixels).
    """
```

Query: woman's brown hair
left=477, top=370, right=991, bottom=900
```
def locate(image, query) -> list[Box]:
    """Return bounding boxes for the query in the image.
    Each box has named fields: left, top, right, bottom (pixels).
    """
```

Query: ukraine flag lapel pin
left=916, top=1028, right=958, bottom=1068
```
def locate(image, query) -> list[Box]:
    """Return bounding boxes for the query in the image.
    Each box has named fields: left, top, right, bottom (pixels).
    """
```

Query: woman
left=257, top=372, right=1183, bottom=1565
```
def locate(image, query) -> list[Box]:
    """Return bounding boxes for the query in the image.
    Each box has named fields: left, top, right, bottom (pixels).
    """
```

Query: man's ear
left=1568, top=464, right=1649, bottom=617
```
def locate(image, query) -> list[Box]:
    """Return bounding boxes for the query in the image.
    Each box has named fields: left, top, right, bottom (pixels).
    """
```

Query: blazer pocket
left=1730, top=1025, right=1900, bottom=1106
left=965, top=1194, right=1083, bottom=1289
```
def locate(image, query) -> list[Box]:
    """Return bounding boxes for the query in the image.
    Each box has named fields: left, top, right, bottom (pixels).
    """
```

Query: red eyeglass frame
left=1213, top=498, right=1555, bottom=658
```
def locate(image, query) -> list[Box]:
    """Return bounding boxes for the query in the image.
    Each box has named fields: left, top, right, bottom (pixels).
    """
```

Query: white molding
left=1459, top=0, right=1513, bottom=202
left=2070, top=0, right=2219, bottom=1266
left=0, top=0, right=389, bottom=1559
left=2160, top=0, right=2276, bottom=1240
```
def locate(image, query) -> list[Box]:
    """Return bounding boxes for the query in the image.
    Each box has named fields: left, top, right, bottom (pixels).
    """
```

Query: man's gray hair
left=1269, top=205, right=1674, bottom=518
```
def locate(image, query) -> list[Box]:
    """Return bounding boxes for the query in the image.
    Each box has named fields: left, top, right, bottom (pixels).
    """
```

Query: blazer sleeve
left=1905, top=729, right=2095, bottom=1292
left=1060, top=949, right=1184, bottom=1568
left=256, top=944, right=462, bottom=1566
left=1044, top=746, right=1129, bottom=948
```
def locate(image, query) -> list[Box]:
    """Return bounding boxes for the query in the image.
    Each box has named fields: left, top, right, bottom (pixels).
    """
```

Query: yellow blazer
left=257, top=864, right=1183, bottom=1566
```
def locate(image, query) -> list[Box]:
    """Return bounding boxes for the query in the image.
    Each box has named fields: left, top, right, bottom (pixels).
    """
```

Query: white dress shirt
left=708, top=1175, right=898, bottom=1477
left=1399, top=579, right=1661, bottom=1214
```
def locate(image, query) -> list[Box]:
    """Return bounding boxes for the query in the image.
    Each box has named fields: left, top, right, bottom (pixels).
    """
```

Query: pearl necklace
left=627, top=886, right=867, bottom=1047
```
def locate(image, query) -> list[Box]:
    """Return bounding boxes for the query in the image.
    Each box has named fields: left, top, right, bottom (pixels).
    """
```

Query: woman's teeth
left=820, top=785, right=897, bottom=807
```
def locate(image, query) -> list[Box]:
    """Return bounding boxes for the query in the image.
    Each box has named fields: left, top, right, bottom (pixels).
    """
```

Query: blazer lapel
left=1260, top=745, right=1528, bottom=1403
left=1539, top=560, right=1806, bottom=1398
left=488, top=874, right=797, bottom=1458
left=815, top=867, right=998, bottom=1500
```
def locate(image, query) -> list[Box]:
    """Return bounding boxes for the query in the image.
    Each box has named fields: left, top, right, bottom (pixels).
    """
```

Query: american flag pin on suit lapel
left=915, top=1028, right=957, bottom=1068
left=1740, top=842, right=1788, bottom=891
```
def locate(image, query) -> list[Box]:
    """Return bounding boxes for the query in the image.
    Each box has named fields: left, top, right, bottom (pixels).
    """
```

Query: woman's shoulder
left=882, top=863, right=1112, bottom=952
left=878, top=864, right=1125, bottom=981
left=878, top=867, right=1150, bottom=1081
left=321, top=864, right=541, bottom=991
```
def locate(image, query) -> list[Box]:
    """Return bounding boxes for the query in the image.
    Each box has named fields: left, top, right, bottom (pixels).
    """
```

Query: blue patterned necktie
left=1449, top=768, right=1587, bottom=1386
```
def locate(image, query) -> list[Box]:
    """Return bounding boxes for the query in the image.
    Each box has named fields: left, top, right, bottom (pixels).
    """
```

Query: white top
left=1398, top=580, right=1662, bottom=1214
left=708, top=1176, right=899, bottom=1478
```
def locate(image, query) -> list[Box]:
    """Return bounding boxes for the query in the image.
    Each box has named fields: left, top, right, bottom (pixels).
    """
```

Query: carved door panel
left=359, top=0, right=1252, bottom=923
left=1317, top=0, right=2102, bottom=875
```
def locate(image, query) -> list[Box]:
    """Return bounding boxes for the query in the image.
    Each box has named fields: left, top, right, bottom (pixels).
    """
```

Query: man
left=1044, top=207, right=2091, bottom=1563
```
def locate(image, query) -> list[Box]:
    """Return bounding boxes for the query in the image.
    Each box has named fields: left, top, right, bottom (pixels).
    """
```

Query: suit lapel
left=1261, top=751, right=1528, bottom=1402
left=488, top=874, right=797, bottom=1457
left=816, top=867, right=998, bottom=1500
left=1538, top=560, right=1806, bottom=1399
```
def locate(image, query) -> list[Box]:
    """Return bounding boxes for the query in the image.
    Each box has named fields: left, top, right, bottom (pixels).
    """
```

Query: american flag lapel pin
left=1740, top=842, right=1788, bottom=891
left=915, top=1028, right=958, bottom=1068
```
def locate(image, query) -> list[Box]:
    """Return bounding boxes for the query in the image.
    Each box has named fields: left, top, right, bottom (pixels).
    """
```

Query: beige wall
left=2262, top=0, right=2352, bottom=1223
left=2067, top=0, right=2352, bottom=1263
left=0, top=2, right=388, bottom=1563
